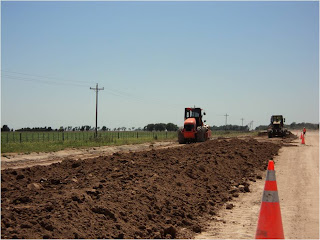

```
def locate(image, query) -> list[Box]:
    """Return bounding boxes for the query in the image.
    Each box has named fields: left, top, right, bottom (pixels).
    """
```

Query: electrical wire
left=1, top=70, right=91, bottom=85
left=2, top=74, right=90, bottom=88
left=1, top=70, right=182, bottom=109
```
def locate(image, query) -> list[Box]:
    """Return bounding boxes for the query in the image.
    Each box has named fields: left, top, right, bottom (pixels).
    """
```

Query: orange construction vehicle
left=178, top=107, right=211, bottom=144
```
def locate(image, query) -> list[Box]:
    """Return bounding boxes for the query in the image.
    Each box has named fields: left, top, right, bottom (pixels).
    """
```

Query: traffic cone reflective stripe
left=256, top=160, right=284, bottom=239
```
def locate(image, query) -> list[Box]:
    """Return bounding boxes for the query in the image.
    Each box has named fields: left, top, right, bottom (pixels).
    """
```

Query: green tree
left=1, top=125, right=10, bottom=132
left=166, top=123, right=179, bottom=131
left=144, top=124, right=155, bottom=131
left=154, top=123, right=166, bottom=131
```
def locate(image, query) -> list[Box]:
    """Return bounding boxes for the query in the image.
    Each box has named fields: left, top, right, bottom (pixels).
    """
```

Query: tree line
left=1, top=123, right=179, bottom=132
left=210, top=125, right=249, bottom=131
left=255, top=122, right=319, bottom=131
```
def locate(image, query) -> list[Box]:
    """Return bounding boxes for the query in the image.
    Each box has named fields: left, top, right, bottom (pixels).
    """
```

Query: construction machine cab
left=185, top=108, right=204, bottom=128
left=270, top=115, right=285, bottom=126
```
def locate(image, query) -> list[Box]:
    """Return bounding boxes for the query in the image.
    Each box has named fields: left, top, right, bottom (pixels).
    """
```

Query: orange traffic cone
left=256, top=160, right=284, bottom=239
left=300, top=132, right=303, bottom=139
left=301, top=134, right=305, bottom=144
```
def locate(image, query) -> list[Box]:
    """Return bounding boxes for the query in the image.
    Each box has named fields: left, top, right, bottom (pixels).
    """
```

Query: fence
left=1, top=131, right=176, bottom=144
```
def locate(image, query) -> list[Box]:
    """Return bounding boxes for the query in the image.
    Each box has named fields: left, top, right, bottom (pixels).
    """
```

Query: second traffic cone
left=256, top=160, right=284, bottom=239
left=300, top=132, right=303, bottom=139
left=301, top=134, right=305, bottom=144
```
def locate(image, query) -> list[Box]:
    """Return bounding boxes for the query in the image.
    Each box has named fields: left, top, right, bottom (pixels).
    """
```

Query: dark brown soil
left=1, top=137, right=281, bottom=239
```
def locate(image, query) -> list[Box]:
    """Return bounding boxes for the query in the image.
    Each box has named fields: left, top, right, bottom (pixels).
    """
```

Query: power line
left=1, top=70, right=91, bottom=85
left=90, top=83, right=104, bottom=138
left=1, top=74, right=90, bottom=88
left=1, top=70, right=183, bottom=111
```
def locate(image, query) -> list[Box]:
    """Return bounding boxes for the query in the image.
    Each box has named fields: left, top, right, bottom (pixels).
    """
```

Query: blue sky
left=1, top=1, right=319, bottom=130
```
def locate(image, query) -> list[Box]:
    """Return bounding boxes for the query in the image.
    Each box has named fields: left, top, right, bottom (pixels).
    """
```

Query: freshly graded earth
left=1, top=137, right=281, bottom=239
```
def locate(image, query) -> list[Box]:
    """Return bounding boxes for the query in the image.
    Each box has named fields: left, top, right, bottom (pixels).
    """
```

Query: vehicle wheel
left=178, top=130, right=186, bottom=144
left=196, top=128, right=206, bottom=142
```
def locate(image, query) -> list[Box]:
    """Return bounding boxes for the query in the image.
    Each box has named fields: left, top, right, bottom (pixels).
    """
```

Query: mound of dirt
left=257, top=131, right=268, bottom=137
left=286, top=131, right=298, bottom=139
left=1, top=138, right=281, bottom=239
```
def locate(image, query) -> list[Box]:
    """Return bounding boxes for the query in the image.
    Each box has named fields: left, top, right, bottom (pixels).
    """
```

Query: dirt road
left=195, top=130, right=319, bottom=239
left=277, top=131, right=319, bottom=239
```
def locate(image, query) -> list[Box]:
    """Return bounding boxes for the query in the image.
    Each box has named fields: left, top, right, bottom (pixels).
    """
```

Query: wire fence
left=1, top=131, right=176, bottom=144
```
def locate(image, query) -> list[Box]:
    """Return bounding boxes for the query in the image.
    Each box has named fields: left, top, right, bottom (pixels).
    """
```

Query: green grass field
left=1, top=131, right=176, bottom=153
left=1, top=130, right=258, bottom=154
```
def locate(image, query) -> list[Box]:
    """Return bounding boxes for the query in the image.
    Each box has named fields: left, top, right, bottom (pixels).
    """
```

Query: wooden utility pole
left=241, top=118, right=244, bottom=127
left=224, top=113, right=229, bottom=131
left=224, top=113, right=229, bottom=125
left=90, top=83, right=104, bottom=138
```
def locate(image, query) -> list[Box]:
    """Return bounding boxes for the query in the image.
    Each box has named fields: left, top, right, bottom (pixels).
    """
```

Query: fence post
left=166, top=132, right=168, bottom=138
left=63, top=132, right=64, bottom=141
left=20, top=133, right=22, bottom=143
left=118, top=132, right=120, bottom=139
left=137, top=132, right=138, bottom=139
left=13, top=132, right=15, bottom=142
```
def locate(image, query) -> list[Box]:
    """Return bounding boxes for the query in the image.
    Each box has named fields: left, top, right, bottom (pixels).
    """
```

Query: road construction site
left=1, top=131, right=319, bottom=239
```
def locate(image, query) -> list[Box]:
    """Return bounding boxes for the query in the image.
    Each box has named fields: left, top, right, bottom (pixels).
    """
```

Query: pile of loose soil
left=286, top=131, right=298, bottom=139
left=257, top=131, right=268, bottom=137
left=1, top=138, right=281, bottom=239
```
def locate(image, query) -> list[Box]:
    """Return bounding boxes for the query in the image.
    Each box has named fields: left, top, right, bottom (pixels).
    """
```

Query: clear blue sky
left=1, top=1, right=319, bottom=130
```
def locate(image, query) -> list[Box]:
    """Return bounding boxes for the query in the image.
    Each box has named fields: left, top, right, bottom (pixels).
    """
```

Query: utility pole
left=224, top=113, right=229, bottom=125
left=248, top=121, right=254, bottom=131
left=241, top=118, right=244, bottom=127
left=224, top=113, right=229, bottom=130
left=90, top=83, right=104, bottom=138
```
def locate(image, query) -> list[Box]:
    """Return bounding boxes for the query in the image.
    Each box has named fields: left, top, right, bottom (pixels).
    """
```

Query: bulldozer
left=267, top=115, right=287, bottom=138
left=178, top=107, right=211, bottom=144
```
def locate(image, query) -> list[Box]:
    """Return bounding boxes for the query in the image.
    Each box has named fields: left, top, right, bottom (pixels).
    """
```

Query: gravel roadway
left=195, top=130, right=319, bottom=239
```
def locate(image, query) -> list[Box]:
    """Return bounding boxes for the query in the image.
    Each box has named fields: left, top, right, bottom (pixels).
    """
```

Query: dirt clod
left=226, top=204, right=234, bottom=210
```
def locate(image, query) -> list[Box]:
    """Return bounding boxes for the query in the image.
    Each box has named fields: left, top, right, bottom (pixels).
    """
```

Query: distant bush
left=1, top=125, right=10, bottom=132
left=211, top=125, right=249, bottom=131
left=143, top=123, right=178, bottom=131
left=286, top=122, right=319, bottom=130
left=255, top=122, right=319, bottom=131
